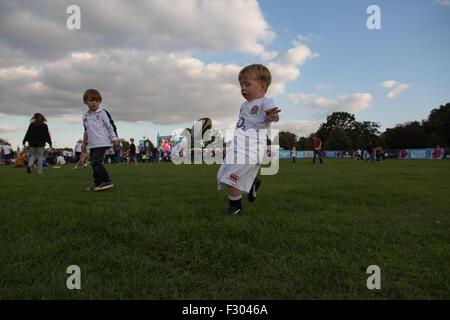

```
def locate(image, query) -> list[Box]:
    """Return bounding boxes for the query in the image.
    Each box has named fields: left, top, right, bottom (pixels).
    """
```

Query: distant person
left=14, top=151, right=29, bottom=168
left=354, top=148, right=362, bottom=160
left=56, top=155, right=66, bottom=166
left=127, top=138, right=138, bottom=166
left=104, top=147, right=114, bottom=164
left=74, top=139, right=82, bottom=162
left=312, top=135, right=323, bottom=164
left=23, top=113, right=52, bottom=174
left=376, top=146, right=385, bottom=162
left=291, top=146, right=296, bottom=163
left=366, top=141, right=374, bottom=163
left=113, top=141, right=121, bottom=165
left=2, top=143, right=13, bottom=165
left=82, top=89, right=119, bottom=191
left=73, top=144, right=90, bottom=170
left=0, top=142, right=4, bottom=164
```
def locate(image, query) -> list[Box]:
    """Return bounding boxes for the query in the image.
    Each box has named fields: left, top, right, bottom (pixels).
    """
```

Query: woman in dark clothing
left=23, top=113, right=52, bottom=174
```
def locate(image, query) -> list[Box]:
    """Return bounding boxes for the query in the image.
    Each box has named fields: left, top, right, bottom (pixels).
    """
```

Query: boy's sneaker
left=248, top=177, right=261, bottom=203
left=86, top=185, right=97, bottom=191
left=94, top=181, right=114, bottom=191
left=222, top=205, right=242, bottom=215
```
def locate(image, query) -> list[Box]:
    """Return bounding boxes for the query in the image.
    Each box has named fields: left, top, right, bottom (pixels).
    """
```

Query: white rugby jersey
left=82, top=106, right=118, bottom=148
left=227, top=97, right=279, bottom=163
left=235, top=97, right=278, bottom=132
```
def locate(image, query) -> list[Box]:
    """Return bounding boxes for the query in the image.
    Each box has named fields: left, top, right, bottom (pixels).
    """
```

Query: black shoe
left=222, top=206, right=242, bottom=215
left=248, top=177, right=261, bottom=203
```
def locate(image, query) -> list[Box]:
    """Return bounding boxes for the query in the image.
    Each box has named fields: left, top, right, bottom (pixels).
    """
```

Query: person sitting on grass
left=14, top=151, right=29, bottom=168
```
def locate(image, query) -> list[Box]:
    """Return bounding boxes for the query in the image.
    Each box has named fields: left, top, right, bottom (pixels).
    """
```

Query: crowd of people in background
left=0, top=137, right=176, bottom=170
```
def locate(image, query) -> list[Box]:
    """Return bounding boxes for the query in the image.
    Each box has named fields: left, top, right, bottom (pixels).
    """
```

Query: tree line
left=278, top=102, right=449, bottom=150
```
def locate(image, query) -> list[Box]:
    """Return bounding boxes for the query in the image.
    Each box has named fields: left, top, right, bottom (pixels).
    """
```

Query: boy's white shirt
left=227, top=97, right=278, bottom=164
left=2, top=144, right=12, bottom=154
left=75, top=142, right=82, bottom=153
left=82, top=106, right=118, bottom=148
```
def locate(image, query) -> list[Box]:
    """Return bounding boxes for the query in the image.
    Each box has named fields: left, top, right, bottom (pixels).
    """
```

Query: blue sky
left=0, top=0, right=449, bottom=149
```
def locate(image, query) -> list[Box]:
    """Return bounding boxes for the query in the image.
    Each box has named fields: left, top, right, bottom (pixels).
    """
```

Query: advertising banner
left=279, top=150, right=291, bottom=159
left=398, top=148, right=445, bottom=160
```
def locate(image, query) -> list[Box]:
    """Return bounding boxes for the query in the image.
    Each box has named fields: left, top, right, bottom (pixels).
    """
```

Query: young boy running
left=217, top=64, right=280, bottom=215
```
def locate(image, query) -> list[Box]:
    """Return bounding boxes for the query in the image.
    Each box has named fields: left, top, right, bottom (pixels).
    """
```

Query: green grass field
left=0, top=159, right=449, bottom=299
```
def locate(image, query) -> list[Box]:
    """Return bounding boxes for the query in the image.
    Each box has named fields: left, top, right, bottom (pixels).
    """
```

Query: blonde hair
left=238, top=64, right=271, bottom=90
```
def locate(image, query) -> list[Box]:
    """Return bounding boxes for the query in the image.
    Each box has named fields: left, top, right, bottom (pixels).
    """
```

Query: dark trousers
left=90, top=147, right=110, bottom=186
left=366, top=151, right=374, bottom=163
left=313, top=150, right=323, bottom=164
left=113, top=146, right=121, bottom=164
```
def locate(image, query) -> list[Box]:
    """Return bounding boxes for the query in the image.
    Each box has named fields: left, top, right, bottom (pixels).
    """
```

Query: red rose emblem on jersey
left=250, top=105, right=259, bottom=115
left=230, top=174, right=240, bottom=182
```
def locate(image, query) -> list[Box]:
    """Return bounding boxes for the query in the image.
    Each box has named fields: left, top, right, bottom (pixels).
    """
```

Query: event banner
left=398, top=148, right=446, bottom=160
left=279, top=150, right=315, bottom=159
left=277, top=148, right=450, bottom=160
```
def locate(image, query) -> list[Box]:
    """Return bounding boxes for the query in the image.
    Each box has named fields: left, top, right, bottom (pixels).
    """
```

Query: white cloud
left=303, top=93, right=373, bottom=118
left=0, top=38, right=318, bottom=127
left=0, top=125, right=17, bottom=133
left=296, top=34, right=322, bottom=42
left=315, top=83, right=335, bottom=90
left=0, top=0, right=275, bottom=65
left=260, top=51, right=278, bottom=61
left=266, top=38, right=319, bottom=95
left=380, top=80, right=398, bottom=88
left=0, top=2, right=319, bottom=144
left=287, top=93, right=317, bottom=106
left=433, top=0, right=450, bottom=6
left=380, top=80, right=411, bottom=98
left=60, top=118, right=82, bottom=124
left=387, top=83, right=411, bottom=98
left=280, top=38, right=319, bottom=66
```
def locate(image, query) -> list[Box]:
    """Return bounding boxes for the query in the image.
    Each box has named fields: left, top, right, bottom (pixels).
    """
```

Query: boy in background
left=81, top=89, right=119, bottom=191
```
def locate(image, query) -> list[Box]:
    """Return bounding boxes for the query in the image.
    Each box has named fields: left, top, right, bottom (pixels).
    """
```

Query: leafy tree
left=316, top=111, right=356, bottom=141
left=427, top=132, right=443, bottom=148
left=325, top=127, right=353, bottom=150
left=278, top=131, right=297, bottom=150
left=384, top=121, right=428, bottom=149
left=422, top=102, right=450, bottom=147
left=349, top=121, right=381, bottom=148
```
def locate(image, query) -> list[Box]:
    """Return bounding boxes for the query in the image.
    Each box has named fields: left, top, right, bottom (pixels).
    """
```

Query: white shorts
left=217, top=162, right=260, bottom=194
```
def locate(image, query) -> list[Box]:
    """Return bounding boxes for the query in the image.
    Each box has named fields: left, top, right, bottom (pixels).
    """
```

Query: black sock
left=229, top=198, right=242, bottom=209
